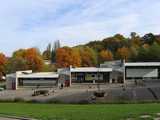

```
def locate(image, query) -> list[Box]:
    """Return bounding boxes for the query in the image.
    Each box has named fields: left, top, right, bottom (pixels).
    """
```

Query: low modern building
left=6, top=70, right=59, bottom=90
left=101, top=61, right=160, bottom=82
left=6, top=61, right=160, bottom=90
left=58, top=63, right=126, bottom=86
left=124, top=62, right=160, bottom=81
left=70, top=67, right=113, bottom=84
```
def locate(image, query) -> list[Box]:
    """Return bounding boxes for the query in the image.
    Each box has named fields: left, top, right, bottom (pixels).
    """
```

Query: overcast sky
left=0, top=0, right=160, bottom=56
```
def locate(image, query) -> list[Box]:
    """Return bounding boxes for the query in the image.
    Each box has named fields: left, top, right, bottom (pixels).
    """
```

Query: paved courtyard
left=0, top=80, right=160, bottom=103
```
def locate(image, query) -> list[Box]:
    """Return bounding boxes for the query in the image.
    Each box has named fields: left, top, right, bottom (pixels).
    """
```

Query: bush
left=77, top=100, right=90, bottom=104
left=27, top=99, right=41, bottom=103
left=0, top=99, right=14, bottom=103
left=47, top=99, right=64, bottom=104
left=13, top=97, right=25, bottom=102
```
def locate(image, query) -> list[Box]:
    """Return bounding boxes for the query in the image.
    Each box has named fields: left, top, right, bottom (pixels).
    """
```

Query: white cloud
left=0, top=0, right=160, bottom=56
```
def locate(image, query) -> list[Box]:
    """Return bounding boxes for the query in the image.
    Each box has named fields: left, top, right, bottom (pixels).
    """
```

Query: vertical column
left=158, top=67, right=160, bottom=80
left=15, top=73, right=18, bottom=90
left=69, top=71, right=72, bottom=86
left=123, top=64, right=126, bottom=84
left=109, top=72, right=112, bottom=83
left=69, top=66, right=72, bottom=86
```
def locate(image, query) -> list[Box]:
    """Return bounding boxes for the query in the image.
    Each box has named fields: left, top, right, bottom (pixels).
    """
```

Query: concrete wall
left=6, top=77, right=16, bottom=90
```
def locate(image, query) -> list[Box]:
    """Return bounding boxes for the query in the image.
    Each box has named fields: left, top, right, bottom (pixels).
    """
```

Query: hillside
left=54, top=32, right=160, bottom=68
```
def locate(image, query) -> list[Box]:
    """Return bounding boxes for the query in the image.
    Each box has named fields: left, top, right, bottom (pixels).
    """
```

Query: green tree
left=147, top=42, right=160, bottom=61
left=51, top=40, right=61, bottom=63
left=142, top=33, right=156, bottom=45
left=135, top=46, right=149, bottom=62
left=86, top=41, right=104, bottom=52
left=42, top=43, right=52, bottom=60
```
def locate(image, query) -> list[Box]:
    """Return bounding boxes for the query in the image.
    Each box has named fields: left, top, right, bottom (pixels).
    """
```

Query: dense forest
left=0, top=32, right=160, bottom=80
left=54, top=32, right=160, bottom=68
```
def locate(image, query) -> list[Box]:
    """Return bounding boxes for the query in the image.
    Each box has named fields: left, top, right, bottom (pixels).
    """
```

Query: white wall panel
left=126, top=68, right=158, bottom=78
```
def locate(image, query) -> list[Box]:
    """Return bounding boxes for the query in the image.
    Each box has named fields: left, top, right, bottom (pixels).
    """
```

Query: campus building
left=58, top=61, right=160, bottom=85
left=6, top=61, right=160, bottom=90
left=124, top=62, right=160, bottom=81
left=70, top=67, right=112, bottom=84
left=6, top=70, right=59, bottom=90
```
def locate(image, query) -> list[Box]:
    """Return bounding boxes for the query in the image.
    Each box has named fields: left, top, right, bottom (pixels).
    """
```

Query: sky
left=0, top=0, right=160, bottom=56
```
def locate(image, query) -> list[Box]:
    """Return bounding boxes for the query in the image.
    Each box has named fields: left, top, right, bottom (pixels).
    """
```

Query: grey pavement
left=0, top=81, right=160, bottom=103
left=0, top=117, right=18, bottom=120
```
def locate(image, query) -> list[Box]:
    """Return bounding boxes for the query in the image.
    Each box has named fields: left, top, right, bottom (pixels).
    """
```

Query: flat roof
left=70, top=67, right=112, bottom=72
left=6, top=73, right=16, bottom=78
left=17, top=72, right=59, bottom=78
left=125, top=62, right=160, bottom=67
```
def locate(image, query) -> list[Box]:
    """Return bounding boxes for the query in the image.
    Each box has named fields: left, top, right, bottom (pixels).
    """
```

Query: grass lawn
left=0, top=103, right=160, bottom=120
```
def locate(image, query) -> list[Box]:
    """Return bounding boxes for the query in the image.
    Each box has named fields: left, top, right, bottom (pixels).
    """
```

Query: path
left=0, top=117, right=18, bottom=120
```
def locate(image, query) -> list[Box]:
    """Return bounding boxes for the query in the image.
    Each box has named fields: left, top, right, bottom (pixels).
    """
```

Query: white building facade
left=6, top=70, right=59, bottom=90
left=124, top=62, right=160, bottom=81
left=6, top=61, right=160, bottom=90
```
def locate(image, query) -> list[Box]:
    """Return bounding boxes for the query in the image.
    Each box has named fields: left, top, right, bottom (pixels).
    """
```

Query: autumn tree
left=130, top=32, right=142, bottom=47
left=7, top=48, right=44, bottom=72
left=25, top=48, right=44, bottom=72
left=6, top=57, right=28, bottom=73
left=102, top=34, right=128, bottom=54
left=79, top=46, right=97, bottom=67
left=0, top=53, right=7, bottom=80
left=129, top=47, right=138, bottom=61
left=116, top=47, right=130, bottom=61
left=56, top=47, right=81, bottom=68
left=86, top=41, right=104, bottom=52
left=99, top=50, right=113, bottom=63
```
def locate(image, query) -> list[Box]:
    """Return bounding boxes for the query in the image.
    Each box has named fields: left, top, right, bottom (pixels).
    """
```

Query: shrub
left=77, top=100, right=90, bottom=104
left=13, top=97, right=25, bottom=102
left=27, top=99, right=40, bottom=103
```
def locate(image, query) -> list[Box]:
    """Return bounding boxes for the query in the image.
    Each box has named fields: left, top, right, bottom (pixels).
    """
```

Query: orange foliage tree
left=24, top=48, right=44, bottom=72
left=99, top=50, right=113, bottom=63
left=116, top=47, right=130, bottom=61
left=0, top=53, right=7, bottom=80
left=79, top=47, right=97, bottom=67
left=56, top=47, right=81, bottom=68
left=8, top=48, right=44, bottom=72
